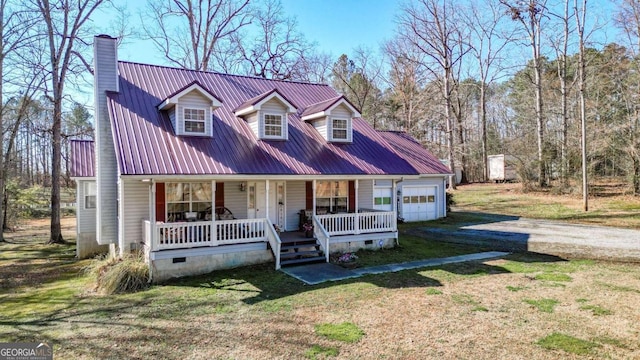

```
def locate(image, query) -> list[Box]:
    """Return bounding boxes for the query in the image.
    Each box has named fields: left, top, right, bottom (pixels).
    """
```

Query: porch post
left=150, top=181, right=156, bottom=251
left=312, top=179, right=317, bottom=214
left=211, top=180, right=216, bottom=245
left=354, top=179, right=360, bottom=234
left=392, top=179, right=398, bottom=240
left=265, top=180, right=270, bottom=221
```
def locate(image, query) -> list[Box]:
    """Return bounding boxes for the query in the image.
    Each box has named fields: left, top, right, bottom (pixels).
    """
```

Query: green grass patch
left=451, top=294, right=482, bottom=307
left=537, top=332, right=600, bottom=355
left=576, top=298, right=589, bottom=303
left=353, top=233, right=486, bottom=267
left=305, top=345, right=339, bottom=359
left=535, top=272, right=572, bottom=282
left=506, top=285, right=526, bottom=292
left=524, top=298, right=559, bottom=313
left=425, top=288, right=442, bottom=295
left=472, top=306, right=489, bottom=312
left=315, top=322, right=365, bottom=343
left=580, top=304, right=612, bottom=316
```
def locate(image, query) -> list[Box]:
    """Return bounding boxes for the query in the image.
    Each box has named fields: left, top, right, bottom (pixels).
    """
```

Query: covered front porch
left=138, top=178, right=399, bottom=273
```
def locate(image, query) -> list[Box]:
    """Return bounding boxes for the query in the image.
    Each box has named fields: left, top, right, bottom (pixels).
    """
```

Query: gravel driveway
left=412, top=212, right=640, bottom=261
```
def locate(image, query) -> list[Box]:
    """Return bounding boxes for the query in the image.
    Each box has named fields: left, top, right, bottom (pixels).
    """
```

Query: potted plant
left=302, top=222, right=313, bottom=237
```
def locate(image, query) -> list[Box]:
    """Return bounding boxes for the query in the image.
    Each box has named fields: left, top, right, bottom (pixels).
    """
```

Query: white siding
left=286, top=181, right=305, bottom=231
left=94, top=36, right=119, bottom=245
left=168, top=107, right=176, bottom=133
left=357, top=179, right=374, bottom=210
left=224, top=181, right=247, bottom=220
left=312, top=117, right=328, bottom=140
left=120, top=180, right=150, bottom=254
left=175, top=91, right=212, bottom=137
left=246, top=113, right=259, bottom=138
left=77, top=180, right=96, bottom=233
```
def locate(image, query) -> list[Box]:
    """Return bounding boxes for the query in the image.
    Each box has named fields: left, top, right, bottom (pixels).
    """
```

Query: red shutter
left=215, top=182, right=224, bottom=208
left=305, top=181, right=313, bottom=210
left=155, top=183, right=165, bottom=222
left=348, top=181, right=356, bottom=213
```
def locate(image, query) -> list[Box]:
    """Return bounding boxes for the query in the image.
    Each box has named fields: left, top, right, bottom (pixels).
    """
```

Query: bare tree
left=397, top=0, right=469, bottom=189
left=233, top=0, right=312, bottom=80
left=142, top=0, right=251, bottom=71
left=0, top=1, right=39, bottom=241
left=502, top=0, right=549, bottom=187
left=34, top=0, right=106, bottom=244
left=465, top=0, right=517, bottom=182
left=575, top=0, right=589, bottom=207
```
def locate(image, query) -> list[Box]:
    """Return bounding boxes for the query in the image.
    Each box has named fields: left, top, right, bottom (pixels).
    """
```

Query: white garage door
left=402, top=186, right=437, bottom=221
left=373, top=187, right=393, bottom=211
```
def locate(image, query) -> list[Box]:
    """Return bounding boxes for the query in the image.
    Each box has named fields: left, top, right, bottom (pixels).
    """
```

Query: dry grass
left=1, top=216, right=640, bottom=359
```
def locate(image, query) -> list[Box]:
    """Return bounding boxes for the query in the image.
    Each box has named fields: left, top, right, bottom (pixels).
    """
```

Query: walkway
left=281, top=251, right=509, bottom=285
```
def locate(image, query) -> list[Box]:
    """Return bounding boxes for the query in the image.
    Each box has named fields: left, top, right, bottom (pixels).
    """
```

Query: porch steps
left=279, top=232, right=325, bottom=267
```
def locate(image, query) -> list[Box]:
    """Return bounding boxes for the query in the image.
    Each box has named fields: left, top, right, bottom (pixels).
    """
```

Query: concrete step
left=280, top=256, right=326, bottom=267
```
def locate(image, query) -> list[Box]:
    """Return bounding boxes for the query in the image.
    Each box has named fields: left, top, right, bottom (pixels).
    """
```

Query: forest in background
left=1, top=0, right=639, bottom=243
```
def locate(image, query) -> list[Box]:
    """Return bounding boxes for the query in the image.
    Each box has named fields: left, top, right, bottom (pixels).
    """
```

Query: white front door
left=268, top=181, right=286, bottom=229
left=373, top=187, right=393, bottom=211
left=247, top=181, right=266, bottom=219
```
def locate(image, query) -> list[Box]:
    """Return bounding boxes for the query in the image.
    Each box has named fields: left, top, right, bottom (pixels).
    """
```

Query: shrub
left=90, top=253, right=149, bottom=294
left=446, top=192, right=455, bottom=212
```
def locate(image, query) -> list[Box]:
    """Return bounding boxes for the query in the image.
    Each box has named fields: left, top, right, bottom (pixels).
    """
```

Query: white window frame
left=183, top=107, right=207, bottom=134
left=331, top=117, right=350, bottom=142
left=315, top=180, right=348, bottom=214
left=84, top=181, right=96, bottom=209
left=263, top=113, right=285, bottom=139
left=165, top=182, right=213, bottom=222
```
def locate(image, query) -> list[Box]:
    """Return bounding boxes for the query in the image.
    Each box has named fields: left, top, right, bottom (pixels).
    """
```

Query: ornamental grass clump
left=90, top=253, right=149, bottom=294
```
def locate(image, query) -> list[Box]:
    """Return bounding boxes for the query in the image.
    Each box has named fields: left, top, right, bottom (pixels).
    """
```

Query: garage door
left=373, top=187, right=393, bottom=211
left=402, top=186, right=437, bottom=221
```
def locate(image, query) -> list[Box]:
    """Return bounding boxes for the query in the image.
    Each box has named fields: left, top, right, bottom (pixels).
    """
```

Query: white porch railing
left=316, top=211, right=396, bottom=236
left=143, top=218, right=272, bottom=251
left=264, top=219, right=282, bottom=270
left=312, top=215, right=330, bottom=262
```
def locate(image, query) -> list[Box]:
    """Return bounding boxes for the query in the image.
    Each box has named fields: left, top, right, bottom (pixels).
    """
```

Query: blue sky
left=105, top=0, right=398, bottom=65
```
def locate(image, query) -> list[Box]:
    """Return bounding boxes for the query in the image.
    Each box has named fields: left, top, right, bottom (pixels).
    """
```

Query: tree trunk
left=480, top=81, right=488, bottom=182
left=49, top=92, right=64, bottom=244
left=444, top=68, right=456, bottom=190
left=532, top=34, right=546, bottom=187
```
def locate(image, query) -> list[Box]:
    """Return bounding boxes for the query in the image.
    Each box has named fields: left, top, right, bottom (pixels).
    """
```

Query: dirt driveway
left=413, top=212, right=640, bottom=262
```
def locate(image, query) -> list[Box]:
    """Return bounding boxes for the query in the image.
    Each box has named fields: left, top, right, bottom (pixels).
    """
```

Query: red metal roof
left=70, top=140, right=95, bottom=177
left=378, top=131, right=452, bottom=175
left=233, top=88, right=296, bottom=113
left=107, top=61, right=435, bottom=177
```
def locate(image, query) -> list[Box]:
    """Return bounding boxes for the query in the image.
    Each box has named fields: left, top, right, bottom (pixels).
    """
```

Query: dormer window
left=332, top=118, right=349, bottom=141
left=157, top=81, right=222, bottom=137
left=264, top=114, right=283, bottom=137
left=234, top=89, right=296, bottom=141
left=301, top=96, right=361, bottom=143
left=184, top=108, right=206, bottom=134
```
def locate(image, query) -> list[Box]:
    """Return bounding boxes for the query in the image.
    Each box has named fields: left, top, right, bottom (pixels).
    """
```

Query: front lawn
left=1, top=217, right=639, bottom=359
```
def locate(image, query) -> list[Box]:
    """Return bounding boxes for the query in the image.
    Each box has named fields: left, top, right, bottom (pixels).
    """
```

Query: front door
left=268, top=181, right=286, bottom=229
left=247, top=181, right=266, bottom=219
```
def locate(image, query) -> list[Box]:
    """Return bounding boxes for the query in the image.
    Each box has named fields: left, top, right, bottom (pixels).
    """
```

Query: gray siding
left=224, top=181, right=247, bottom=220
left=286, top=181, right=305, bottom=231
left=357, top=179, right=374, bottom=210
left=94, top=36, right=119, bottom=245
left=77, top=180, right=96, bottom=233
left=120, top=180, right=150, bottom=254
